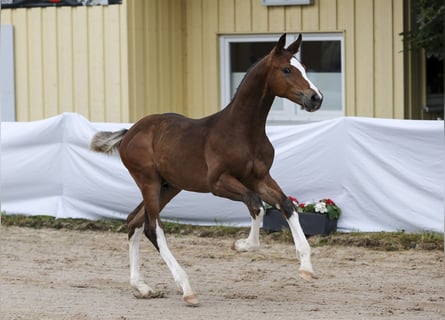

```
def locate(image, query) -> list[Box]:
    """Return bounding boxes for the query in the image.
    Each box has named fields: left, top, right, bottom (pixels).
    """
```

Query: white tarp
left=1, top=113, right=443, bottom=232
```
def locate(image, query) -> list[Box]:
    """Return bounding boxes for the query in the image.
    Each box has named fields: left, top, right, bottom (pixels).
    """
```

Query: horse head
left=268, top=33, right=323, bottom=112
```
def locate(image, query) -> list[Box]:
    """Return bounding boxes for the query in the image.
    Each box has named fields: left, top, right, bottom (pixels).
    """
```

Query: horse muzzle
left=302, top=90, right=323, bottom=112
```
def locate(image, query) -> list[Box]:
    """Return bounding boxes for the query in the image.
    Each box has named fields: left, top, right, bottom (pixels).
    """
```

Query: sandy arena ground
left=1, top=226, right=443, bottom=320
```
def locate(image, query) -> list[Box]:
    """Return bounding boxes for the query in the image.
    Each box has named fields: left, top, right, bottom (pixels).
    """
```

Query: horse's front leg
left=258, top=176, right=313, bottom=281
left=283, top=201, right=314, bottom=281
left=209, top=173, right=264, bottom=252
left=233, top=205, right=265, bottom=252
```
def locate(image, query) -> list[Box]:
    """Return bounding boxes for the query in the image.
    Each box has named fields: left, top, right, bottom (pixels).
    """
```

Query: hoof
left=184, top=294, right=200, bottom=307
left=232, top=239, right=248, bottom=252
left=133, top=289, right=165, bottom=299
left=298, top=270, right=313, bottom=282
left=232, top=239, right=258, bottom=252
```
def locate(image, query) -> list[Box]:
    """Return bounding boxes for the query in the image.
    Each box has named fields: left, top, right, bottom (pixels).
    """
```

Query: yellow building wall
left=1, top=4, right=129, bottom=122
left=126, top=0, right=186, bottom=121
left=2, top=0, right=407, bottom=122
left=183, top=0, right=405, bottom=119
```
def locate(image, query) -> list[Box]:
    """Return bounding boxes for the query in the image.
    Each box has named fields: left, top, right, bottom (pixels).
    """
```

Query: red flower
left=325, top=199, right=336, bottom=206
left=288, top=196, right=299, bottom=204
left=299, top=203, right=305, bottom=208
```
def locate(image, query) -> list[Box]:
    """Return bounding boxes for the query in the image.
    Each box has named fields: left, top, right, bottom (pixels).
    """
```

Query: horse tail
left=90, top=129, right=128, bottom=154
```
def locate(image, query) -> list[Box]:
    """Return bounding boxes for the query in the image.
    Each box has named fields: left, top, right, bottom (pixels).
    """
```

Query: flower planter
left=263, top=208, right=337, bottom=236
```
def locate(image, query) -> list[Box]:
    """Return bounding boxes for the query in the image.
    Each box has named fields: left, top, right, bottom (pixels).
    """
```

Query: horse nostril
left=311, top=93, right=321, bottom=102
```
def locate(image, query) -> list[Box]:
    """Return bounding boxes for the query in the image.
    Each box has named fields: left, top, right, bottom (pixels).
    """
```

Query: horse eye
left=283, top=67, right=291, bottom=74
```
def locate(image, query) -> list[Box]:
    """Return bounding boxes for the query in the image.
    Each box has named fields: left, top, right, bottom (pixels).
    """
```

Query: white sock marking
left=155, top=220, right=195, bottom=298
left=287, top=212, right=313, bottom=274
left=129, top=224, right=154, bottom=296
left=234, top=207, right=265, bottom=251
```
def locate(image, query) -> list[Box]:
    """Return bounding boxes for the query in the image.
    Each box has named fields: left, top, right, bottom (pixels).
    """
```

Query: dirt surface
left=1, top=226, right=443, bottom=320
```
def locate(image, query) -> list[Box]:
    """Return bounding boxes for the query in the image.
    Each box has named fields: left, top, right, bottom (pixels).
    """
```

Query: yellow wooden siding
left=182, top=0, right=406, bottom=119
left=354, top=0, right=375, bottom=117
left=374, top=0, right=394, bottom=118
left=1, top=4, right=129, bottom=122
left=337, top=0, right=356, bottom=116
left=185, top=0, right=206, bottom=118
left=126, top=0, right=186, bottom=121
left=2, top=0, right=409, bottom=122
left=392, top=0, right=404, bottom=119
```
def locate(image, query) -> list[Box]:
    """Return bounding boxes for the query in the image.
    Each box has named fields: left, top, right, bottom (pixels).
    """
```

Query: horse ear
left=286, top=34, right=302, bottom=55
left=274, top=33, right=287, bottom=54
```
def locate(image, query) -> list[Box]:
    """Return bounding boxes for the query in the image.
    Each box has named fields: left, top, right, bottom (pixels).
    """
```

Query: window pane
left=301, top=41, right=341, bottom=72
left=230, top=42, right=285, bottom=111
left=230, top=42, right=273, bottom=72
left=301, top=41, right=342, bottom=111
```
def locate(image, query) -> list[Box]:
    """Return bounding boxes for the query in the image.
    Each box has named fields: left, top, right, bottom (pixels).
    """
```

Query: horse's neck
left=223, top=63, right=274, bottom=132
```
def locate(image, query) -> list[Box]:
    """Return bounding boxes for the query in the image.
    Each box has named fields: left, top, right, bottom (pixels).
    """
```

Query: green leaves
left=401, top=0, right=444, bottom=59
left=327, top=204, right=341, bottom=220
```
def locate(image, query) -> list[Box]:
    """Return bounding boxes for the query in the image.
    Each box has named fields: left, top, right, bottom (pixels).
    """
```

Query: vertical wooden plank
left=1, top=9, right=12, bottom=23
left=169, top=0, right=185, bottom=115
left=186, top=0, right=204, bottom=118
left=157, top=0, right=172, bottom=115
left=319, top=0, right=337, bottom=31
left=392, top=0, right=404, bottom=119
left=145, top=0, right=159, bottom=115
left=235, top=0, right=251, bottom=32
left=301, top=3, right=319, bottom=31
left=218, top=0, right=235, bottom=33
left=402, top=0, right=423, bottom=119
left=374, top=0, right=393, bottom=118
left=284, top=6, right=302, bottom=32
left=354, top=0, right=374, bottom=117
left=11, top=9, right=29, bottom=120
left=125, top=0, right=134, bottom=119
left=42, top=7, right=59, bottom=118
left=127, top=0, right=146, bottom=120
left=202, top=0, right=219, bottom=114
left=118, top=1, right=130, bottom=122
left=137, top=1, right=148, bottom=119
left=268, top=6, right=285, bottom=32
left=57, top=7, right=74, bottom=114
left=126, top=0, right=136, bottom=120
left=103, top=5, right=122, bottom=122
left=72, top=7, right=89, bottom=119
left=87, top=6, right=105, bottom=121
left=337, top=0, right=355, bottom=116
left=251, top=0, right=268, bottom=33
left=27, top=8, right=44, bottom=120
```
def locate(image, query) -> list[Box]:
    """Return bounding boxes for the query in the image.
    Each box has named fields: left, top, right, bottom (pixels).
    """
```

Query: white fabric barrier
left=1, top=113, right=443, bottom=232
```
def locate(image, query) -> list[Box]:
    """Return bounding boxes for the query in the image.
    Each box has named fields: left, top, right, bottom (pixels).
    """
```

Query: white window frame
left=219, top=33, right=345, bottom=123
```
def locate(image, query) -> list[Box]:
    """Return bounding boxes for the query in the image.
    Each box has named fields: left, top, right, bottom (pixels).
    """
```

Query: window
left=220, top=33, right=344, bottom=123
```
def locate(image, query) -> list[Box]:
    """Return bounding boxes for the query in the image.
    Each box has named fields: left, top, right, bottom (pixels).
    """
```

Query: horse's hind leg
left=127, top=202, right=160, bottom=298
left=152, top=218, right=198, bottom=306
left=133, top=180, right=198, bottom=306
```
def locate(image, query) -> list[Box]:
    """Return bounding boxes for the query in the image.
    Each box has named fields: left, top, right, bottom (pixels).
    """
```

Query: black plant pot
left=263, top=208, right=337, bottom=236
